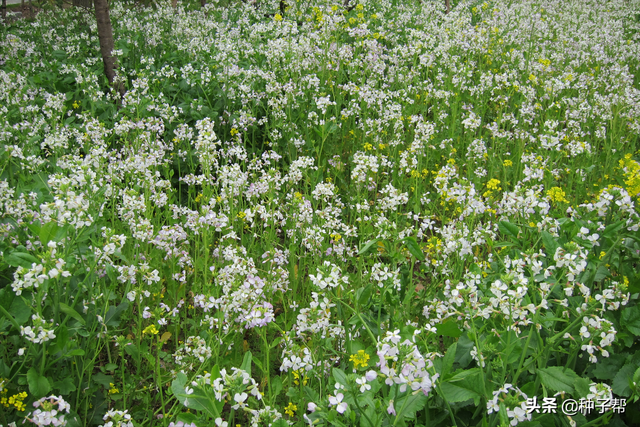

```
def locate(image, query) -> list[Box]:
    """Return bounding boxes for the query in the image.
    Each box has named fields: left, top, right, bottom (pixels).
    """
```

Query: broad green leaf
left=27, top=368, right=51, bottom=397
left=176, top=413, right=199, bottom=425
left=59, top=303, right=85, bottom=326
left=54, top=377, right=77, bottom=395
left=537, top=367, right=580, bottom=394
left=171, top=372, right=188, bottom=405
left=304, top=385, right=319, bottom=402
left=435, top=319, right=463, bottom=338
left=9, top=294, right=31, bottom=325
left=594, top=265, right=611, bottom=282
left=332, top=368, right=348, bottom=387
left=394, top=393, right=427, bottom=419
left=621, top=305, right=640, bottom=336
left=442, top=342, right=457, bottom=378
left=448, top=368, right=481, bottom=382
left=602, top=220, right=625, bottom=239
left=272, top=375, right=283, bottom=398
left=439, top=381, right=479, bottom=403
left=39, top=221, right=60, bottom=246
left=612, top=363, right=636, bottom=397
left=5, top=251, right=38, bottom=268
left=403, top=236, right=425, bottom=261
left=541, top=231, right=559, bottom=257
left=92, top=372, right=113, bottom=388
left=574, top=377, right=591, bottom=398
left=104, top=302, right=129, bottom=327
left=498, top=221, right=520, bottom=239
left=357, top=284, right=374, bottom=306
left=240, top=350, right=252, bottom=377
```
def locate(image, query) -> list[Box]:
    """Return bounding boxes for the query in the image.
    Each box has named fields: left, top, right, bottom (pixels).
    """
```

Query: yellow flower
left=619, top=154, right=640, bottom=197
left=284, top=402, right=297, bottom=417
left=349, top=350, right=370, bottom=369
left=274, top=13, right=283, bottom=22
left=108, top=383, right=119, bottom=394
left=547, top=187, right=568, bottom=203
left=72, top=101, right=80, bottom=109
left=230, top=127, right=239, bottom=136
left=503, top=159, right=513, bottom=167
left=486, top=179, right=501, bottom=191
left=143, top=324, right=159, bottom=335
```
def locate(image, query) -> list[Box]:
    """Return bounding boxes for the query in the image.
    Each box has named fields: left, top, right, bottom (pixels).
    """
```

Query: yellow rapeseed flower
left=285, top=402, right=297, bottom=417
left=547, top=187, right=568, bottom=203
left=349, top=349, right=370, bottom=369
left=143, top=324, right=159, bottom=335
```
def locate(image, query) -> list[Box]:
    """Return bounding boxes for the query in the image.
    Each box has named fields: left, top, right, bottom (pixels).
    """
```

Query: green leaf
left=59, top=303, right=85, bottom=326
left=574, top=377, right=591, bottom=398
left=171, top=372, right=188, bottom=404
left=5, top=251, right=39, bottom=268
left=54, top=377, right=77, bottom=395
left=9, top=294, right=31, bottom=325
left=270, top=337, right=283, bottom=349
left=441, top=342, right=457, bottom=378
left=613, top=363, right=637, bottom=397
left=439, top=381, right=479, bottom=403
left=435, top=319, right=463, bottom=338
left=594, top=265, right=611, bottom=282
left=27, top=367, right=52, bottom=398
left=333, top=368, right=348, bottom=387
left=104, top=302, right=129, bottom=327
left=498, top=221, right=520, bottom=239
left=272, top=375, right=283, bottom=398
left=541, top=231, right=559, bottom=257
left=92, top=372, right=113, bottom=389
left=537, top=367, right=580, bottom=394
left=358, top=239, right=380, bottom=256
left=240, top=350, right=252, bottom=377
left=403, top=236, right=425, bottom=261
left=176, top=413, right=199, bottom=425
left=357, top=284, right=374, bottom=306
left=394, top=393, right=427, bottom=419
left=39, top=221, right=60, bottom=246
left=621, top=305, right=640, bottom=336
left=602, top=220, right=625, bottom=239
left=124, top=344, right=140, bottom=364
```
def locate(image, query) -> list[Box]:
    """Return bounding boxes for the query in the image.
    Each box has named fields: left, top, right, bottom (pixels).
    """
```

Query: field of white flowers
left=2, top=0, right=640, bottom=425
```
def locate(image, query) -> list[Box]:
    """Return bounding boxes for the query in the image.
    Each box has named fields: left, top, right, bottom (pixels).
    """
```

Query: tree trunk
left=2, top=0, right=7, bottom=23
left=445, top=0, right=450, bottom=14
left=200, top=0, right=205, bottom=7
left=94, top=0, right=125, bottom=97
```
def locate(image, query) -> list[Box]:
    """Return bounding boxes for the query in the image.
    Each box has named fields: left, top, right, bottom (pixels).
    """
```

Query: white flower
left=356, top=376, right=371, bottom=393
left=328, top=393, right=347, bottom=414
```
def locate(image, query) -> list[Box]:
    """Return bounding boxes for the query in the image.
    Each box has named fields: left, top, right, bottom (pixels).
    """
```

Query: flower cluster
left=486, top=384, right=531, bottom=426
left=25, top=395, right=71, bottom=427
left=376, top=330, right=439, bottom=396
